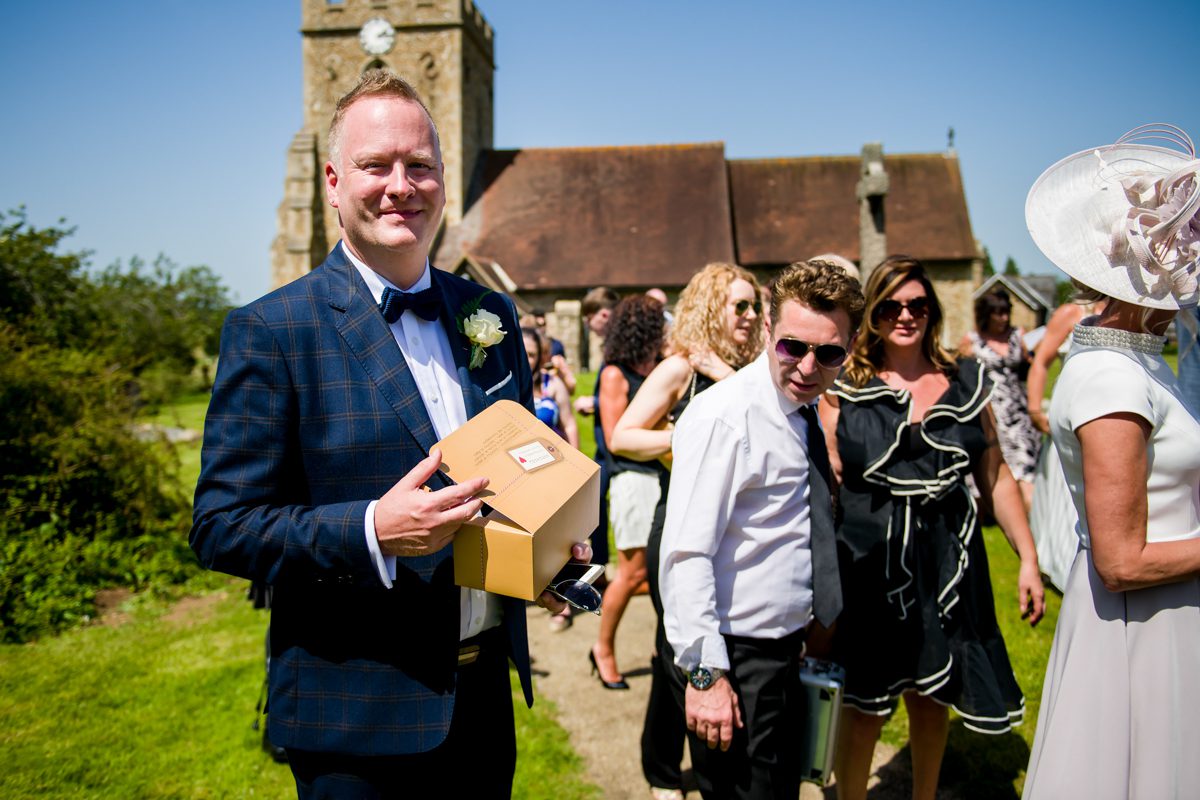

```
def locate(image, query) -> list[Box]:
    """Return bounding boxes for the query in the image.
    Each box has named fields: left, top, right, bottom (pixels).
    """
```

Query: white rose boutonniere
left=457, top=291, right=506, bottom=369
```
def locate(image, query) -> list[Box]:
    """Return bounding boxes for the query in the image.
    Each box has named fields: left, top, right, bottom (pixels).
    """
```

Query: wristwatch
left=687, top=665, right=726, bottom=690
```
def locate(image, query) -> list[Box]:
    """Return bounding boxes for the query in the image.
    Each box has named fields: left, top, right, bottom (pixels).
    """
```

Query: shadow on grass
left=939, top=721, right=1030, bottom=799
left=825, top=721, right=1030, bottom=799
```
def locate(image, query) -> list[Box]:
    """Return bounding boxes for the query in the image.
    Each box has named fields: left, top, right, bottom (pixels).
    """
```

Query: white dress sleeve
left=1060, top=351, right=1157, bottom=432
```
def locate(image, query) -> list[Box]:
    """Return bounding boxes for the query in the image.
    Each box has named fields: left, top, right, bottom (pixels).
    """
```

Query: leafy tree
left=0, top=209, right=230, bottom=641
left=982, top=247, right=995, bottom=278
left=93, top=257, right=233, bottom=400
left=0, top=208, right=103, bottom=351
left=1004, top=257, right=1020, bottom=276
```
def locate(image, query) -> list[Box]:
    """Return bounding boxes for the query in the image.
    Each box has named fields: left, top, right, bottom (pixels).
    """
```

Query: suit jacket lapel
left=326, top=249, right=441, bottom=457
left=433, top=268, right=487, bottom=418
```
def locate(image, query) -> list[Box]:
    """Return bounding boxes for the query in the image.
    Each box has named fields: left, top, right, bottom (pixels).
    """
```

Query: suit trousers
left=641, top=470, right=687, bottom=790
left=287, top=627, right=516, bottom=800
left=672, top=629, right=808, bottom=800
left=589, top=458, right=611, bottom=568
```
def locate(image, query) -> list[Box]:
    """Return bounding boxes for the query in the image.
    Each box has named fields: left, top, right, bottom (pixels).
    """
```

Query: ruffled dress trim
left=831, top=360, right=1024, bottom=734
left=831, top=360, right=993, bottom=622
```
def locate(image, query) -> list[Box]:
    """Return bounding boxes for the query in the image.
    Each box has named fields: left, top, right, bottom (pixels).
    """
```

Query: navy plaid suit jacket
left=190, top=245, right=535, bottom=755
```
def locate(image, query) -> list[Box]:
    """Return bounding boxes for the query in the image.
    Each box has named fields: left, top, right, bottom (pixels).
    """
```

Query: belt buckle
left=457, top=644, right=481, bottom=666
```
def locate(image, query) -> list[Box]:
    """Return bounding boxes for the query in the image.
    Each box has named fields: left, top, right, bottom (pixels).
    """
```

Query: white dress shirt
left=660, top=352, right=816, bottom=672
left=345, top=243, right=501, bottom=640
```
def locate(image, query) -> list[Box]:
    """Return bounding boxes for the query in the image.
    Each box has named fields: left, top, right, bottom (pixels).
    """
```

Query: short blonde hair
left=670, top=263, right=764, bottom=369
left=328, top=69, right=439, bottom=167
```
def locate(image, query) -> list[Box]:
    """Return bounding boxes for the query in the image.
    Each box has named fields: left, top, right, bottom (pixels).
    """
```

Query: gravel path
left=526, top=593, right=924, bottom=799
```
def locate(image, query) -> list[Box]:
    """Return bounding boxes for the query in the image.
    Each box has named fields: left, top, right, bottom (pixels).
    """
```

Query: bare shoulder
left=652, top=354, right=695, bottom=386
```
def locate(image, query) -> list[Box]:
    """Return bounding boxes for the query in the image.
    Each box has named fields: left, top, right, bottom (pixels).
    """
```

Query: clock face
left=359, top=17, right=395, bottom=56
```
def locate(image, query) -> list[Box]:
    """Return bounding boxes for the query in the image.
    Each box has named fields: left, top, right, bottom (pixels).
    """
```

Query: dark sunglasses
left=774, top=338, right=848, bottom=369
left=734, top=299, right=763, bottom=317
left=546, top=578, right=602, bottom=615
left=874, top=296, right=931, bottom=322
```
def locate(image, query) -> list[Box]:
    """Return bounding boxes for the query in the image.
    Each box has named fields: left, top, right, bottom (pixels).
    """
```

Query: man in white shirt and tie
left=659, top=261, right=864, bottom=799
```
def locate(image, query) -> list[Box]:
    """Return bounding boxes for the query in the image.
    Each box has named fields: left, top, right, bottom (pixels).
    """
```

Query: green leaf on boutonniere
left=456, top=290, right=493, bottom=334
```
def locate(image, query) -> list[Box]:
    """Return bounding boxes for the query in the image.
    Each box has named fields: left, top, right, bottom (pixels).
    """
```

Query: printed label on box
left=508, top=439, right=560, bottom=472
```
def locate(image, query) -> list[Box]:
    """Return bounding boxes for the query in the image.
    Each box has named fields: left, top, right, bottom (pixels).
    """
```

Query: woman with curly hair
left=819, top=255, right=1044, bottom=800
left=590, top=294, right=667, bottom=690
left=609, top=263, right=764, bottom=799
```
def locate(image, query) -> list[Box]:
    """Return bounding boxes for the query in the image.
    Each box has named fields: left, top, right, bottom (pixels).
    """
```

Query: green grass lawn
left=0, top=575, right=595, bottom=799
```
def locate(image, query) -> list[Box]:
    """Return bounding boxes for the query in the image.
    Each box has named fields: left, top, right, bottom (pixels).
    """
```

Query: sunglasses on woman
left=734, top=299, right=763, bottom=317
left=774, top=338, right=849, bottom=369
left=874, top=295, right=931, bottom=322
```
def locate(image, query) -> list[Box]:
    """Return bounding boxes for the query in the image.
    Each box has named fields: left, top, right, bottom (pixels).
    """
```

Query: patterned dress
left=968, top=328, right=1041, bottom=482
left=831, top=359, right=1026, bottom=733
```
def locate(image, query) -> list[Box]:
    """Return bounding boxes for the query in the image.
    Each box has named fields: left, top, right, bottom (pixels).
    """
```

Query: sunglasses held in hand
left=545, top=562, right=604, bottom=614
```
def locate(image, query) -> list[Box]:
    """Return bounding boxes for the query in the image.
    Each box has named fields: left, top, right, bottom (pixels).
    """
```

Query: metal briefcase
left=798, top=657, right=845, bottom=786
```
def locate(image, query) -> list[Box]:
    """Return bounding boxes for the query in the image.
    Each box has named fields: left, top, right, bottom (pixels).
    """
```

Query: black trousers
left=642, top=627, right=688, bottom=789
left=668, top=629, right=808, bottom=800
left=641, top=472, right=688, bottom=790
left=286, top=628, right=516, bottom=800
left=589, top=458, right=611, bottom=567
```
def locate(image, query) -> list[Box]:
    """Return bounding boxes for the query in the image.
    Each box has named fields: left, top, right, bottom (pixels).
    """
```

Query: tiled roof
left=437, top=143, right=734, bottom=290
left=435, top=144, right=979, bottom=289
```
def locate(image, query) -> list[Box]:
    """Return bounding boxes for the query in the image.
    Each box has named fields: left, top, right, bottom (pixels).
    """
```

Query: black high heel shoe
left=588, top=649, right=629, bottom=690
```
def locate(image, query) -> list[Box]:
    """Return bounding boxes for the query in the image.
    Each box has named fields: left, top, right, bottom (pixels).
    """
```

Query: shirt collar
left=340, top=241, right=432, bottom=304
left=752, top=350, right=817, bottom=417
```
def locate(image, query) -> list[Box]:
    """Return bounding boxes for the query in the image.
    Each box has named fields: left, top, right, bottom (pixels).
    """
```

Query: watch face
left=359, top=17, right=395, bottom=55
left=688, top=667, right=715, bottom=690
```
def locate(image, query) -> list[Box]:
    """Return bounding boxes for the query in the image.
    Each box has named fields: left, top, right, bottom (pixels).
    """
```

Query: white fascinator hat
left=1026, top=124, right=1200, bottom=310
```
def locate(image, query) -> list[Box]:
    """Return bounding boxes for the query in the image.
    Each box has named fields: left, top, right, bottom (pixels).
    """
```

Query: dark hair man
left=659, top=260, right=864, bottom=798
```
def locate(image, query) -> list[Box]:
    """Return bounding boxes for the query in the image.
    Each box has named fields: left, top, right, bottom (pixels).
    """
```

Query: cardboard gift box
left=436, top=399, right=600, bottom=600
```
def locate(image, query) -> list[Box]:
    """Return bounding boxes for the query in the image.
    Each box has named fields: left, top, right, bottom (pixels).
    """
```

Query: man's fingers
left=396, top=449, right=444, bottom=492
left=537, top=589, right=567, bottom=614
left=437, top=495, right=484, bottom=525
left=706, top=721, right=721, bottom=749
left=731, top=690, right=745, bottom=729
left=429, top=475, right=489, bottom=510
left=570, top=541, right=593, bottom=563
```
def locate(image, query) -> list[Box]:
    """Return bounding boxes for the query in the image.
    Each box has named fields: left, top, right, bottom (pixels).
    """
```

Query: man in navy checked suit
left=191, top=70, right=587, bottom=798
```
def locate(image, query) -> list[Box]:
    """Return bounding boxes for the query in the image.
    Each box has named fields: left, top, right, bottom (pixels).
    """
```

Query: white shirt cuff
left=364, top=500, right=396, bottom=588
left=676, top=634, right=730, bottom=672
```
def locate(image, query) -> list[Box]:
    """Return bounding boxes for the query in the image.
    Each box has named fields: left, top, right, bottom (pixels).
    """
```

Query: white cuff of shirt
left=677, top=634, right=731, bottom=672
left=364, top=500, right=397, bottom=588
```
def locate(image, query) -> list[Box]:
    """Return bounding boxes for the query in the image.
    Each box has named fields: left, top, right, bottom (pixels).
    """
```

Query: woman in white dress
left=1023, top=124, right=1200, bottom=799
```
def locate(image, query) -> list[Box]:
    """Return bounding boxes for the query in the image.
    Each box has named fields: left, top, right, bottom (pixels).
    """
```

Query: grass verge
left=0, top=576, right=598, bottom=799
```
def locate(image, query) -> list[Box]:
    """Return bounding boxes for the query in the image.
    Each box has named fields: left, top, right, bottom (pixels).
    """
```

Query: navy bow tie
left=379, top=285, right=441, bottom=324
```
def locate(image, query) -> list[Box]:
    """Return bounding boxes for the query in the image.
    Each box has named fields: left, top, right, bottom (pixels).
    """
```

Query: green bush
left=0, top=208, right=220, bottom=642
left=0, top=330, right=197, bottom=642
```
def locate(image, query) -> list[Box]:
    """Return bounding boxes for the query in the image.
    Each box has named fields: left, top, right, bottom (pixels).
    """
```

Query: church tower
left=271, top=0, right=495, bottom=288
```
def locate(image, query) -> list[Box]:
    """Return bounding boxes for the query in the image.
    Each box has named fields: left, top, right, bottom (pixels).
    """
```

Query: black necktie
left=798, top=403, right=843, bottom=628
left=379, top=285, right=441, bottom=324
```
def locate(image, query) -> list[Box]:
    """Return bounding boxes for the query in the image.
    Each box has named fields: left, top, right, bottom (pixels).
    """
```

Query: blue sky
left=2, top=1, right=1196, bottom=305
